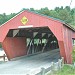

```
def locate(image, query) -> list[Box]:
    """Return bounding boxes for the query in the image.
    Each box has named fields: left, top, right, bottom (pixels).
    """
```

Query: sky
left=0, top=0, right=75, bottom=14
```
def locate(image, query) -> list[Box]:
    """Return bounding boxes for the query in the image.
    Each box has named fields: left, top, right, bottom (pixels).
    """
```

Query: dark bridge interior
left=7, top=26, right=59, bottom=54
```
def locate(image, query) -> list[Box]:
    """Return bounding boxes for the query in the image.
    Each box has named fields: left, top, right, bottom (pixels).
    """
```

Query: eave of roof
left=63, top=23, right=75, bottom=32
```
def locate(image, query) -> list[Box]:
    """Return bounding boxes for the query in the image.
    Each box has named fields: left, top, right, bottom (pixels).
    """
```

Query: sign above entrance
left=21, top=16, right=28, bottom=25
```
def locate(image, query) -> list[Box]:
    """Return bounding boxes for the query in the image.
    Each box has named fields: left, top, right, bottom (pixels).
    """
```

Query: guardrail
left=35, top=57, right=64, bottom=75
left=0, top=54, right=7, bottom=61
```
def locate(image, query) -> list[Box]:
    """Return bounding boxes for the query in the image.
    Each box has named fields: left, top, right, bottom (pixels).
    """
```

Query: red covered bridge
left=0, top=10, right=75, bottom=64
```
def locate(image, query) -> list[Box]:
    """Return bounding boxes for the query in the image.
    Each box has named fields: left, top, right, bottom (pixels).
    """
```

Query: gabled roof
left=1, top=9, right=75, bottom=31
left=0, top=10, right=75, bottom=42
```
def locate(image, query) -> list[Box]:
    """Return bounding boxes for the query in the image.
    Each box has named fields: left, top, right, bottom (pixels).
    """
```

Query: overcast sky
left=0, top=0, right=75, bottom=14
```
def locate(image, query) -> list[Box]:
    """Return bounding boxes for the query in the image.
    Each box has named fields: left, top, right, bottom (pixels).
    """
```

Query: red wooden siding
left=2, top=37, right=27, bottom=60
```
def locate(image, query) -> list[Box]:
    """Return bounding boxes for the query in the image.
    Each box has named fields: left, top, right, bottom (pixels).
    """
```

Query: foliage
left=0, top=6, right=75, bottom=28
left=72, top=46, right=75, bottom=63
left=0, top=43, right=2, bottom=48
left=48, top=65, right=75, bottom=75
left=0, top=13, right=16, bottom=25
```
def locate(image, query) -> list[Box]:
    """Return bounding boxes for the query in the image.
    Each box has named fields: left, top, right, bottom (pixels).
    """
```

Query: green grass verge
left=48, top=64, right=75, bottom=75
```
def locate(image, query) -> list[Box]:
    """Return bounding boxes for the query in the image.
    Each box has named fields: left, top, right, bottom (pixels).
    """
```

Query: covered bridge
left=0, top=10, right=75, bottom=64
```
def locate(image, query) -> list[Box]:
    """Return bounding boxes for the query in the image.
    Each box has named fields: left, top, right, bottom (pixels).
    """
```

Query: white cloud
left=0, top=0, right=75, bottom=14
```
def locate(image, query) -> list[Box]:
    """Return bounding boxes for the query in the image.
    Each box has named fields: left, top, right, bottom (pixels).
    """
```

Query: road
left=0, top=49, right=60, bottom=75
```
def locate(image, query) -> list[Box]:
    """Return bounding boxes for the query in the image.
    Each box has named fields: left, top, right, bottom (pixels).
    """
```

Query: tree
left=30, top=8, right=34, bottom=11
left=65, top=6, right=70, bottom=11
left=58, top=9, right=72, bottom=23
left=0, top=13, right=8, bottom=25
left=38, top=7, right=50, bottom=16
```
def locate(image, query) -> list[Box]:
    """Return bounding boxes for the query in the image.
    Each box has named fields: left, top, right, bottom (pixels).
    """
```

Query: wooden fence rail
left=35, top=57, right=64, bottom=75
left=0, top=54, right=7, bottom=61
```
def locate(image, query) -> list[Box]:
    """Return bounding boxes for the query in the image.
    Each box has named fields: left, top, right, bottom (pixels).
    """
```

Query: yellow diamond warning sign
left=21, top=16, right=28, bottom=25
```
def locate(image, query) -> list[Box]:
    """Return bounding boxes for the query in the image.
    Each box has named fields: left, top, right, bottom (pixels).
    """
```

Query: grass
left=72, top=46, right=75, bottom=63
left=48, top=46, right=75, bottom=75
left=48, top=64, right=75, bottom=75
